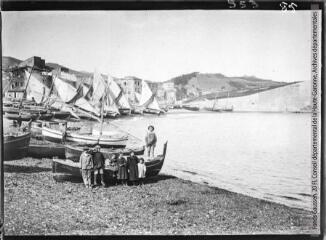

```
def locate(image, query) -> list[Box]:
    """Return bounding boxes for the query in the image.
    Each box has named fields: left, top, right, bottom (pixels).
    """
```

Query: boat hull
left=28, top=143, right=65, bottom=159
left=119, top=108, right=131, bottom=115
left=52, top=142, right=168, bottom=179
left=65, top=144, right=145, bottom=162
left=182, top=106, right=200, bottom=111
left=4, top=132, right=31, bottom=161
left=42, top=126, right=128, bottom=148
left=143, top=108, right=162, bottom=115
left=52, top=111, right=71, bottom=119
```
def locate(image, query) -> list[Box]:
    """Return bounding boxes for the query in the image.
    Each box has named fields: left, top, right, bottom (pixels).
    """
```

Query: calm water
left=3, top=110, right=312, bottom=210
left=110, top=110, right=312, bottom=210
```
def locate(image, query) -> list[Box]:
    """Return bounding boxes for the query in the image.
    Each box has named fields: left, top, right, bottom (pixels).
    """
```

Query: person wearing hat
left=80, top=147, right=93, bottom=188
left=145, top=125, right=157, bottom=159
left=92, top=145, right=106, bottom=187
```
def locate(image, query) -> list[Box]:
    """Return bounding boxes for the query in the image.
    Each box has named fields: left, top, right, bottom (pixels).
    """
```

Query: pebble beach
left=4, top=157, right=313, bottom=235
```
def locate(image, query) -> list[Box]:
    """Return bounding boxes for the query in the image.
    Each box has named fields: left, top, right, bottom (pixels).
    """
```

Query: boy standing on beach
left=80, top=147, right=93, bottom=188
left=145, top=125, right=157, bottom=159
left=93, top=145, right=106, bottom=187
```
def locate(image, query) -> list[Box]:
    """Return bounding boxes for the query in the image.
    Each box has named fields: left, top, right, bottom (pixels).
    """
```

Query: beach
left=4, top=158, right=313, bottom=235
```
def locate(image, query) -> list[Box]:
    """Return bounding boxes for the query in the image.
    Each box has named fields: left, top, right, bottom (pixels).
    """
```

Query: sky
left=2, top=10, right=312, bottom=82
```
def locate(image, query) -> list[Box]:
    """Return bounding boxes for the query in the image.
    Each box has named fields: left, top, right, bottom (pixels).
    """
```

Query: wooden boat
left=4, top=112, right=38, bottom=121
left=52, top=141, right=168, bottom=179
left=138, top=80, right=163, bottom=114
left=41, top=124, right=128, bottom=148
left=4, top=132, right=31, bottom=160
left=119, top=108, right=131, bottom=115
left=143, top=108, right=163, bottom=115
left=104, top=111, right=119, bottom=118
left=52, top=111, right=71, bottom=119
left=183, top=105, right=200, bottom=111
left=131, top=107, right=144, bottom=115
left=28, top=142, right=65, bottom=159
left=65, top=144, right=145, bottom=162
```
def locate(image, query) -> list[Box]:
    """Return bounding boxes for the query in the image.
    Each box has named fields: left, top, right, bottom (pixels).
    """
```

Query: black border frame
left=0, top=1, right=324, bottom=239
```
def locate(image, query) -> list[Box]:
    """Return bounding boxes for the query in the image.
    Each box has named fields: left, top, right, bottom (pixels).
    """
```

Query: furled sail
left=139, top=80, right=161, bottom=111
left=106, top=75, right=131, bottom=109
left=25, top=70, right=51, bottom=104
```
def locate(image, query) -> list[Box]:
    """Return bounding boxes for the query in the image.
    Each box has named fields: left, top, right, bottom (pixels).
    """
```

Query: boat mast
left=20, top=65, right=35, bottom=107
left=99, top=96, right=105, bottom=137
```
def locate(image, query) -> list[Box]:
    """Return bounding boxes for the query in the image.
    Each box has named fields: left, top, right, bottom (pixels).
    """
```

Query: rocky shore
left=4, top=158, right=313, bottom=235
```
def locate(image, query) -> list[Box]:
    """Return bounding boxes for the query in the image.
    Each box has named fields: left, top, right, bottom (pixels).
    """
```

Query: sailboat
left=92, top=71, right=120, bottom=118
left=205, top=91, right=233, bottom=112
left=138, top=80, right=163, bottom=115
left=53, top=76, right=101, bottom=120
left=131, top=92, right=144, bottom=114
left=106, top=75, right=131, bottom=115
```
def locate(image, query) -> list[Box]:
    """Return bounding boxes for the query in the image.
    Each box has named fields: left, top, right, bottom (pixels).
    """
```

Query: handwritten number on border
left=227, top=0, right=259, bottom=9
left=280, top=2, right=298, bottom=12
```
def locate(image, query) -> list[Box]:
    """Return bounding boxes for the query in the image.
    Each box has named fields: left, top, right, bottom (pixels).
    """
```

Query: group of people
left=79, top=125, right=157, bottom=189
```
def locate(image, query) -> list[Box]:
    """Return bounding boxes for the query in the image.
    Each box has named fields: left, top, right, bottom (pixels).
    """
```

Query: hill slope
left=166, top=72, right=289, bottom=101
left=2, top=56, right=22, bottom=70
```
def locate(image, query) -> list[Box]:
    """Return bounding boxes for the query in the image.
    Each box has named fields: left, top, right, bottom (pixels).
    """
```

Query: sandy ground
left=4, top=158, right=313, bottom=235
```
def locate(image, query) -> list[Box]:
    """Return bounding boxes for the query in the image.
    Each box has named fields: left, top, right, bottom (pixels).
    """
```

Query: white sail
left=54, top=76, right=100, bottom=116
left=147, top=97, right=161, bottom=110
left=106, top=75, right=131, bottom=109
left=74, top=97, right=101, bottom=116
left=82, top=84, right=92, bottom=100
left=138, top=80, right=153, bottom=106
left=92, top=70, right=107, bottom=103
left=134, top=92, right=142, bottom=103
left=104, top=94, right=120, bottom=114
left=25, top=70, right=51, bottom=104
left=139, top=80, right=161, bottom=111
left=53, top=76, right=79, bottom=103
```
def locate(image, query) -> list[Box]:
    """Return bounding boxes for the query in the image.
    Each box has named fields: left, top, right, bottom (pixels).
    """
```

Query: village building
left=115, top=76, right=142, bottom=104
left=4, top=56, right=50, bottom=99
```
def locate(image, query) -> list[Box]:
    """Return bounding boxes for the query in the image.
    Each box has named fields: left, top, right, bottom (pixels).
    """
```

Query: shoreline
left=4, top=158, right=314, bottom=235
left=161, top=168, right=311, bottom=212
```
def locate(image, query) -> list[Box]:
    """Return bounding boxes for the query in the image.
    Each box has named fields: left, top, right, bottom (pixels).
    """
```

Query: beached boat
left=28, top=142, right=65, bottom=159
left=131, top=107, right=144, bottom=115
left=182, top=105, right=200, bottom=111
left=106, top=75, right=132, bottom=114
left=52, top=141, right=167, bottom=179
left=4, top=112, right=53, bottom=121
left=41, top=124, right=128, bottom=148
left=65, top=144, right=145, bottom=162
left=4, top=132, right=31, bottom=160
left=119, top=108, right=131, bottom=115
left=138, top=80, right=163, bottom=115
left=52, top=110, right=71, bottom=119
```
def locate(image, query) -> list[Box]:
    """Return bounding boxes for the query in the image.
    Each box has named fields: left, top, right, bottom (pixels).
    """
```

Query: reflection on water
left=110, top=111, right=312, bottom=210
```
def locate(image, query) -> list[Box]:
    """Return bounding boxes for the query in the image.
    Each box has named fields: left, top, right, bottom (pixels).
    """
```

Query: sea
left=3, top=110, right=313, bottom=211
left=109, top=110, right=312, bottom=211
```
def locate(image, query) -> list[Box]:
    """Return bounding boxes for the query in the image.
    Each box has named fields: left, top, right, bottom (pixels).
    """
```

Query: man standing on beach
left=145, top=125, right=157, bottom=159
left=93, top=145, right=106, bottom=187
left=80, top=147, right=93, bottom=188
